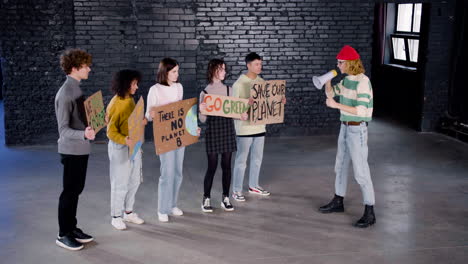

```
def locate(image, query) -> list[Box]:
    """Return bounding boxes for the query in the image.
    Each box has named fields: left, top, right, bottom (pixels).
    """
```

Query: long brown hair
left=157, top=58, right=179, bottom=86
left=207, top=59, right=226, bottom=84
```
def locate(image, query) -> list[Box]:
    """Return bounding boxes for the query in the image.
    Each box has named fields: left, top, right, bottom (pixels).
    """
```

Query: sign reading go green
left=200, top=94, right=249, bottom=119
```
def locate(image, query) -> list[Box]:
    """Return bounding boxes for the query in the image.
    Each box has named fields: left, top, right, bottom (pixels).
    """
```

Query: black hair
left=111, top=69, right=142, bottom=98
left=245, top=52, right=262, bottom=64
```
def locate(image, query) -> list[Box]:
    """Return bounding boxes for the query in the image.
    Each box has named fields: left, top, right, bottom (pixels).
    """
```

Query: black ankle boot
left=354, top=205, right=376, bottom=228
left=318, top=194, right=344, bottom=213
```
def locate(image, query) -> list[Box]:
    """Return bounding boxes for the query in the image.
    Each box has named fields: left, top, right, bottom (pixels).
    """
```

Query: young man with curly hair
left=54, top=48, right=96, bottom=250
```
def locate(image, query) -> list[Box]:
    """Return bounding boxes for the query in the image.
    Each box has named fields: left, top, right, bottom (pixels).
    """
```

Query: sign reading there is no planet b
left=152, top=98, right=199, bottom=155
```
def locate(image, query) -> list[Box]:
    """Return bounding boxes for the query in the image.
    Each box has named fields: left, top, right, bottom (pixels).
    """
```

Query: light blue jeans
left=108, top=140, right=142, bottom=217
left=334, top=123, right=375, bottom=205
left=232, top=136, right=265, bottom=193
left=158, top=147, right=185, bottom=214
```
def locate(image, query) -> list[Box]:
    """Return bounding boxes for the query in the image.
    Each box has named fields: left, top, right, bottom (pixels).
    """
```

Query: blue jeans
left=108, top=140, right=142, bottom=217
left=334, top=123, right=375, bottom=205
left=158, top=147, right=185, bottom=214
left=232, top=136, right=265, bottom=193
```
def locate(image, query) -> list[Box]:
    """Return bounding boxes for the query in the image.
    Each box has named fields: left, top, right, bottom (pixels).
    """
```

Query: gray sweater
left=54, top=76, right=91, bottom=155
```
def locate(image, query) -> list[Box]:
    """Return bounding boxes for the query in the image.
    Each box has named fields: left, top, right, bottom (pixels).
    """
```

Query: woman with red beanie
left=318, top=45, right=376, bottom=228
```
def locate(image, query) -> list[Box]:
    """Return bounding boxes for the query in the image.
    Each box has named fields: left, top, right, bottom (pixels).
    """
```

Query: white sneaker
left=248, top=186, right=271, bottom=196
left=171, top=207, right=183, bottom=216
left=232, top=191, right=246, bottom=202
left=123, top=212, right=144, bottom=224
left=158, top=212, right=169, bottom=222
left=221, top=196, right=234, bottom=211
left=111, top=217, right=127, bottom=230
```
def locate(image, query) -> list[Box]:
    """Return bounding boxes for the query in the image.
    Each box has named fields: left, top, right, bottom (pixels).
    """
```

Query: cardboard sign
left=84, top=90, right=106, bottom=133
left=152, top=98, right=199, bottom=155
left=128, top=97, right=145, bottom=161
left=250, top=80, right=286, bottom=125
left=200, top=94, right=249, bottom=119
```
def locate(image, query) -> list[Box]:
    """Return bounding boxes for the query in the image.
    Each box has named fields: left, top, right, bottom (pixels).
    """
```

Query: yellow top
left=106, top=95, right=135, bottom=145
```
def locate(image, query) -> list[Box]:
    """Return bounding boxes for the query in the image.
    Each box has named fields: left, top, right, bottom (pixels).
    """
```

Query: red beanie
left=336, top=45, right=360, bottom=60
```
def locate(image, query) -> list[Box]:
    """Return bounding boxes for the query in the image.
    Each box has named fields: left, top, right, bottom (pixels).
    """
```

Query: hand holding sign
left=199, top=102, right=207, bottom=113
left=125, top=136, right=134, bottom=147
left=84, top=126, right=95, bottom=140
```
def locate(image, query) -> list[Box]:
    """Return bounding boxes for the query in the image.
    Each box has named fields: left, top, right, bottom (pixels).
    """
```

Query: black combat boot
left=354, top=205, right=376, bottom=228
left=318, top=194, right=344, bottom=213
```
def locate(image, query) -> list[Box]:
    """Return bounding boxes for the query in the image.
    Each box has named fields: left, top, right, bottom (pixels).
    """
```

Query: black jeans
left=203, top=152, right=232, bottom=198
left=58, top=154, right=89, bottom=237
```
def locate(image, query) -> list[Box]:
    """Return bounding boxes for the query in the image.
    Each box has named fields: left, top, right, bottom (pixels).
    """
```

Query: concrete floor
left=1, top=101, right=468, bottom=264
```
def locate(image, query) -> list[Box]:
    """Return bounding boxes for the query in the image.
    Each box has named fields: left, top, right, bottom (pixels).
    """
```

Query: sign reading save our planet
left=152, top=98, right=199, bottom=155
left=250, top=80, right=286, bottom=125
left=200, top=94, right=249, bottom=119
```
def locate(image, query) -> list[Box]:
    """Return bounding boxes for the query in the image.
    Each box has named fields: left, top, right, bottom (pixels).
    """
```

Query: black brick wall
left=0, top=0, right=75, bottom=145
left=10, top=0, right=457, bottom=145
left=420, top=0, right=456, bottom=131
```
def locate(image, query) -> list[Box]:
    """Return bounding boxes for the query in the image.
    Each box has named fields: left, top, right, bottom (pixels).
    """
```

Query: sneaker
left=221, top=196, right=234, bottom=211
left=111, top=217, right=127, bottom=230
left=248, top=186, right=271, bottom=196
left=123, top=212, right=145, bottom=224
left=232, top=192, right=246, bottom=202
left=158, top=212, right=169, bottom=222
left=171, top=207, right=183, bottom=216
left=56, top=235, right=84, bottom=251
left=201, top=197, right=213, bottom=213
left=70, top=228, right=94, bottom=243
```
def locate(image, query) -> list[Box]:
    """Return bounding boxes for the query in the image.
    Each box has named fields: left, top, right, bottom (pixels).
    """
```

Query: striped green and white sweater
left=326, top=73, right=373, bottom=122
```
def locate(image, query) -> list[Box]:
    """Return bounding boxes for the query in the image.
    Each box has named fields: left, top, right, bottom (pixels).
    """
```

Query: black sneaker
left=221, top=196, right=234, bottom=211
left=71, top=228, right=94, bottom=243
left=202, top=197, right=213, bottom=213
left=56, top=234, right=84, bottom=251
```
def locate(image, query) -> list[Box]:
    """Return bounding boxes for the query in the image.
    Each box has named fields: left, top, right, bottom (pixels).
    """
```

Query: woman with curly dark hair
left=106, top=69, right=146, bottom=230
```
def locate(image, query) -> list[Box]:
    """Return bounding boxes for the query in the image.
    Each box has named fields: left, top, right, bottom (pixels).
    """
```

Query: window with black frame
left=390, top=3, right=422, bottom=67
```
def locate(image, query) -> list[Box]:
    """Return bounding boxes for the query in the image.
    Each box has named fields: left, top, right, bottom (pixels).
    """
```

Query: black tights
left=203, top=152, right=232, bottom=198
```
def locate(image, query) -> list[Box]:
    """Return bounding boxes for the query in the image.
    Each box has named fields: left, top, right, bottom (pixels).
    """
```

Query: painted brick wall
left=1, top=0, right=376, bottom=144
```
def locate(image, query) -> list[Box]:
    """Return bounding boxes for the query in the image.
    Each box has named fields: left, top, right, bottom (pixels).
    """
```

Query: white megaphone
left=313, top=70, right=338, bottom=89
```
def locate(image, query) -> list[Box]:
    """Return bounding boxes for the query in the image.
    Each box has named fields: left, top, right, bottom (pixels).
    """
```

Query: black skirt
left=205, top=115, right=237, bottom=154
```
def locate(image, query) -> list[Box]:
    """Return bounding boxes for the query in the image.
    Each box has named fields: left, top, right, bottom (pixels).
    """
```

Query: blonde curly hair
left=344, top=59, right=365, bottom=75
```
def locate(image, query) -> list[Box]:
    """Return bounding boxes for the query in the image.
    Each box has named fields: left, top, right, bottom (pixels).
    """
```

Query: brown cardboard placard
left=249, top=80, right=286, bottom=125
left=84, top=90, right=106, bottom=133
left=200, top=94, right=249, bottom=119
left=128, top=96, right=145, bottom=160
left=152, top=98, right=199, bottom=155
